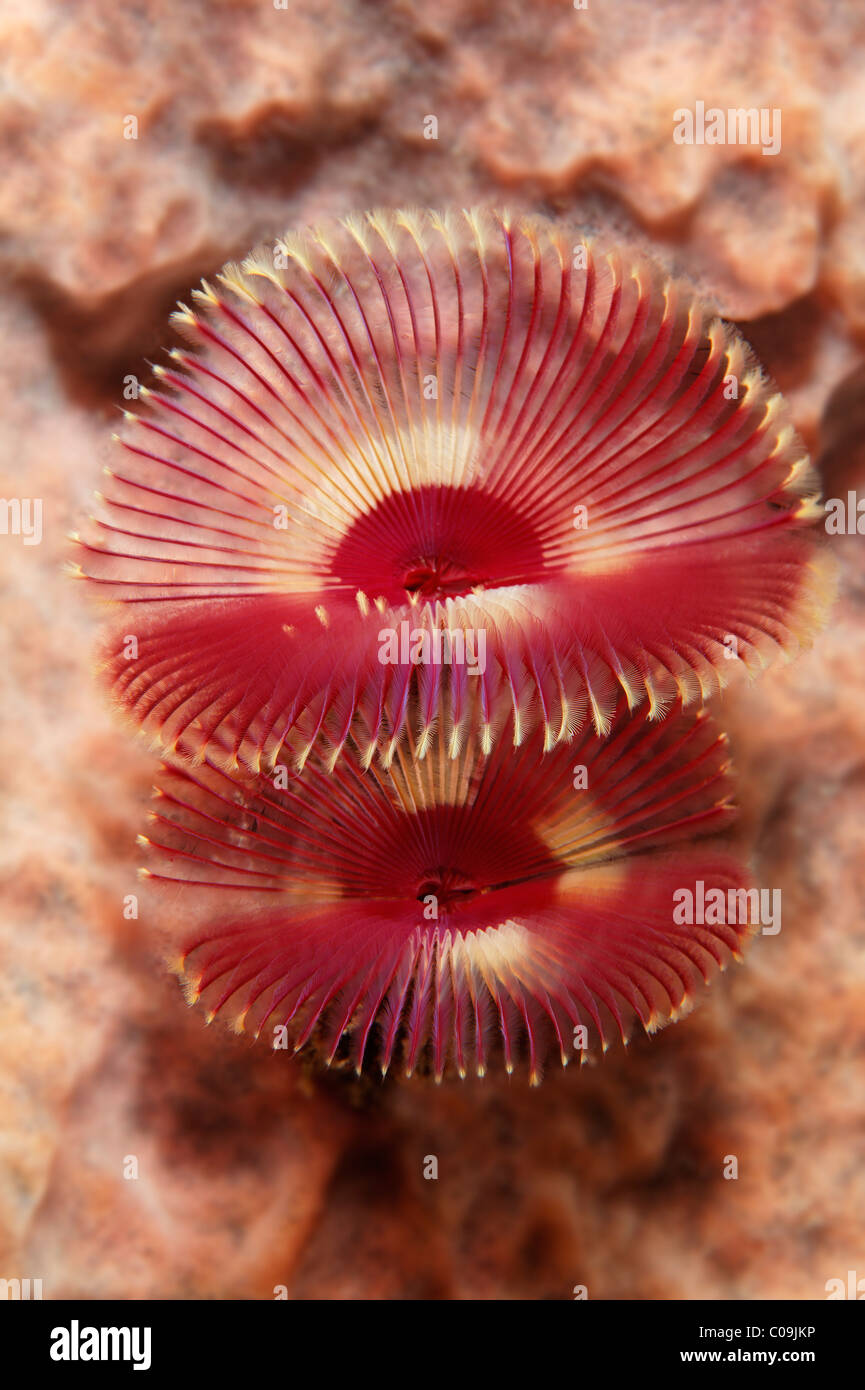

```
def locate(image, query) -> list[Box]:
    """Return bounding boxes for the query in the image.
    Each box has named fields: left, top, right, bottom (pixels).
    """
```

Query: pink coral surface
left=1, top=0, right=864, bottom=1299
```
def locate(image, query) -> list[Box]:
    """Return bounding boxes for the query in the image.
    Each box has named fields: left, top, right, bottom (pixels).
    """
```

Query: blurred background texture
left=1, top=0, right=863, bottom=1299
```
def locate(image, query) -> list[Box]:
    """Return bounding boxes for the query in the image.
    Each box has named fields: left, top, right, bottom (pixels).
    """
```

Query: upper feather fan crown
left=76, top=207, right=833, bottom=774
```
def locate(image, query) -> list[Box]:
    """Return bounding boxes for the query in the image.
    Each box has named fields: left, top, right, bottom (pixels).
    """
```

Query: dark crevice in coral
left=739, top=292, right=825, bottom=396
left=13, top=247, right=244, bottom=409
left=287, top=1131, right=456, bottom=1298
left=817, top=361, right=865, bottom=492
left=130, top=1021, right=292, bottom=1172
left=196, top=106, right=385, bottom=192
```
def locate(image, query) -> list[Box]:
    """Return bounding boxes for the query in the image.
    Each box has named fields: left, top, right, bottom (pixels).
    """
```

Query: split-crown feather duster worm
left=140, top=696, right=752, bottom=1082
left=77, top=208, right=833, bottom=773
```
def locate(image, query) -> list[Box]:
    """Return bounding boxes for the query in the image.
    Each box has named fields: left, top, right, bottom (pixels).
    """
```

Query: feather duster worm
left=140, top=697, right=751, bottom=1082
left=77, top=208, right=832, bottom=773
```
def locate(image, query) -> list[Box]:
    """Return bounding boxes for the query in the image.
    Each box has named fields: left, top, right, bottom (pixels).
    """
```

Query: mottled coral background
left=2, top=0, right=864, bottom=1300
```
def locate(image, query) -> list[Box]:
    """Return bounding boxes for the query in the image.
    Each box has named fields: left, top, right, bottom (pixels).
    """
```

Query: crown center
left=402, top=555, right=480, bottom=600
left=330, top=483, right=548, bottom=606
left=416, top=868, right=480, bottom=910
